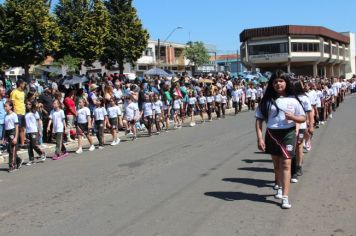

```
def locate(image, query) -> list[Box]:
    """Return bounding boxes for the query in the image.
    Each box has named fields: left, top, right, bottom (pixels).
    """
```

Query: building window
left=332, top=46, right=338, bottom=55
left=248, top=43, right=288, bottom=55
left=144, top=48, right=153, bottom=56
left=291, top=43, right=320, bottom=52
left=324, top=44, right=330, bottom=54
left=138, top=65, right=147, bottom=71
left=339, top=48, right=344, bottom=56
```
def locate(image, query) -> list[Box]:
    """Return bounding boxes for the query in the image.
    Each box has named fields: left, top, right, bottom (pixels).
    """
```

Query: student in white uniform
left=172, top=93, right=182, bottom=129
left=220, top=90, right=228, bottom=118
left=197, top=91, right=207, bottom=122
left=246, top=83, right=257, bottom=111
left=47, top=99, right=68, bottom=160
left=290, top=80, right=313, bottom=183
left=255, top=71, right=306, bottom=209
left=4, top=101, right=23, bottom=172
left=153, top=94, right=163, bottom=134
left=187, top=90, right=197, bottom=126
left=142, top=94, right=154, bottom=136
left=25, top=101, right=46, bottom=165
left=231, top=84, right=240, bottom=115
left=93, top=97, right=108, bottom=149
left=75, top=98, right=95, bottom=154
left=107, top=97, right=121, bottom=146
left=214, top=90, right=222, bottom=119
left=125, top=96, right=139, bottom=140
left=206, top=90, right=214, bottom=121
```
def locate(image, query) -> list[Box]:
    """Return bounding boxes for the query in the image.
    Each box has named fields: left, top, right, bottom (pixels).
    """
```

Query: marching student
left=25, top=101, right=46, bottom=165
left=197, top=91, right=207, bottom=122
left=290, top=80, right=312, bottom=183
left=187, top=90, right=197, bottom=126
left=221, top=90, right=227, bottom=118
left=231, top=84, right=240, bottom=115
left=107, top=97, right=121, bottom=145
left=75, top=98, right=95, bottom=154
left=142, top=94, right=154, bottom=136
left=153, top=93, right=163, bottom=133
left=125, top=96, right=139, bottom=140
left=206, top=90, right=214, bottom=121
left=255, top=71, right=306, bottom=209
left=47, top=99, right=68, bottom=160
left=93, top=97, right=108, bottom=149
left=214, top=90, right=222, bottom=119
left=4, top=101, right=23, bottom=172
left=172, top=92, right=182, bottom=129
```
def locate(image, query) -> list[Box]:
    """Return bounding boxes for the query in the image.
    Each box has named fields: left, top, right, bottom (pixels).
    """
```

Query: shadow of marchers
left=204, top=191, right=278, bottom=206
left=238, top=167, right=274, bottom=173
left=223, top=178, right=274, bottom=188
left=242, top=158, right=272, bottom=164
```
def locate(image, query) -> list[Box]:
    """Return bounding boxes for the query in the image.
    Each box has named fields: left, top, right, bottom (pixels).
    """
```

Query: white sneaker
left=76, top=148, right=83, bottom=154
left=190, top=122, right=196, bottom=127
left=273, top=184, right=279, bottom=190
left=26, top=161, right=34, bottom=166
left=320, top=121, right=325, bottom=125
left=40, top=153, right=46, bottom=162
left=89, top=145, right=95, bottom=151
left=282, top=196, right=292, bottom=209
left=116, top=139, right=121, bottom=144
left=275, top=188, right=283, bottom=199
left=98, top=146, right=104, bottom=150
left=111, top=140, right=117, bottom=146
left=329, top=114, right=333, bottom=119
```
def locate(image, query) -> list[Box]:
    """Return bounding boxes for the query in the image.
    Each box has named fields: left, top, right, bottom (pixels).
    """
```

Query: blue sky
left=2, top=0, right=356, bottom=53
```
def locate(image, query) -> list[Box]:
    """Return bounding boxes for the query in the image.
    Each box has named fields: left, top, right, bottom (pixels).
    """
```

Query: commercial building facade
left=240, top=25, right=356, bottom=78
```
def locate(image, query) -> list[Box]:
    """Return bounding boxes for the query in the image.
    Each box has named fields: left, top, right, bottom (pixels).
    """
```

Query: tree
left=0, top=4, right=5, bottom=66
left=184, top=41, right=210, bottom=75
left=101, top=0, right=149, bottom=74
left=0, top=0, right=61, bottom=80
left=53, top=55, right=81, bottom=75
left=55, top=0, right=110, bottom=66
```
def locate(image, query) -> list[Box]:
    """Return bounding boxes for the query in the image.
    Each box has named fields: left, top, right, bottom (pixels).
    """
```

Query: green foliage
left=55, top=0, right=110, bottom=66
left=53, top=55, right=80, bottom=74
left=184, top=41, right=210, bottom=67
left=0, top=0, right=61, bottom=77
left=101, top=0, right=149, bottom=73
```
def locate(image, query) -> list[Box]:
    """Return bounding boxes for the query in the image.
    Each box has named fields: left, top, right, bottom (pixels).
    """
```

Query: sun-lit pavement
left=0, top=97, right=355, bottom=236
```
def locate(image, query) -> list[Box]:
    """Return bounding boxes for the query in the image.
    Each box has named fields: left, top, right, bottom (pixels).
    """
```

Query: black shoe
left=291, top=174, right=298, bottom=183
left=296, top=166, right=303, bottom=176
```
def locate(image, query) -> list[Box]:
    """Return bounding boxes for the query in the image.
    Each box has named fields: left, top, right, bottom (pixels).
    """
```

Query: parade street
left=0, top=97, right=355, bottom=236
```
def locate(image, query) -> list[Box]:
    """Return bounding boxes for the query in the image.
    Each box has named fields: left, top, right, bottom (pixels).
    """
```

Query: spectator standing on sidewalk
left=0, top=87, right=7, bottom=155
left=10, top=79, right=26, bottom=148
left=38, top=88, right=54, bottom=143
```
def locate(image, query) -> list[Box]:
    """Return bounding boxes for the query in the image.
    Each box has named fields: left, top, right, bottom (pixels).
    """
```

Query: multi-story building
left=209, top=54, right=244, bottom=77
left=240, top=25, right=356, bottom=78
left=81, top=40, right=191, bottom=77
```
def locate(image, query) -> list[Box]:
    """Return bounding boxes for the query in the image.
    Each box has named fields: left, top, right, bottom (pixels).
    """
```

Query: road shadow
left=204, top=191, right=278, bottom=206
left=238, top=167, right=274, bottom=173
left=0, top=167, right=9, bottom=172
left=241, top=159, right=272, bottom=164
left=253, top=151, right=268, bottom=155
left=223, top=178, right=274, bottom=188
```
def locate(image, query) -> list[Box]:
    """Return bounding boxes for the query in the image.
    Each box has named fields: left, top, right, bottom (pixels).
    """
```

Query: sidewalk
left=0, top=106, right=249, bottom=165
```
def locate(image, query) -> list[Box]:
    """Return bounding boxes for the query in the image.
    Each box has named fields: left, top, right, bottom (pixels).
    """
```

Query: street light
left=157, top=26, right=184, bottom=68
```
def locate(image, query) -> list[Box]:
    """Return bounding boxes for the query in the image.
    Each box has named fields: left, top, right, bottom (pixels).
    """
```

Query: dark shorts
left=109, top=118, right=117, bottom=129
left=17, top=115, right=25, bottom=128
left=265, top=127, right=296, bottom=159
left=77, top=123, right=89, bottom=135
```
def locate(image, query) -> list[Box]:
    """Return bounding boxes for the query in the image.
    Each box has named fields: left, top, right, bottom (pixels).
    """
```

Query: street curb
left=0, top=106, right=249, bottom=164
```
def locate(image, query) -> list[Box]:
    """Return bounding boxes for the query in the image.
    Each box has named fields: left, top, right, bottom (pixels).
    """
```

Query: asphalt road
left=0, top=97, right=355, bottom=236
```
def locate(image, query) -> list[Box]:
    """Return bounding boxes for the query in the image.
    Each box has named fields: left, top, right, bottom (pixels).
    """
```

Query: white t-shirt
left=215, top=94, right=222, bottom=103
left=298, top=95, right=312, bottom=129
left=154, top=100, right=163, bottom=114
left=257, top=87, right=263, bottom=98
left=125, top=102, right=138, bottom=121
left=316, top=90, right=323, bottom=108
left=221, top=95, right=227, bottom=104
left=5, top=112, right=18, bottom=130
left=255, top=97, right=305, bottom=129
left=231, top=90, right=240, bottom=102
left=143, top=102, right=154, bottom=117
left=93, top=107, right=107, bottom=121
left=107, top=106, right=121, bottom=119
left=77, top=107, right=91, bottom=124
left=250, top=88, right=257, bottom=100
left=198, top=96, right=207, bottom=105
left=173, top=99, right=182, bottom=110
left=188, top=97, right=197, bottom=105
left=50, top=109, right=65, bottom=133
left=307, top=90, right=317, bottom=106
left=25, top=111, right=40, bottom=133
left=207, top=96, right=214, bottom=103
